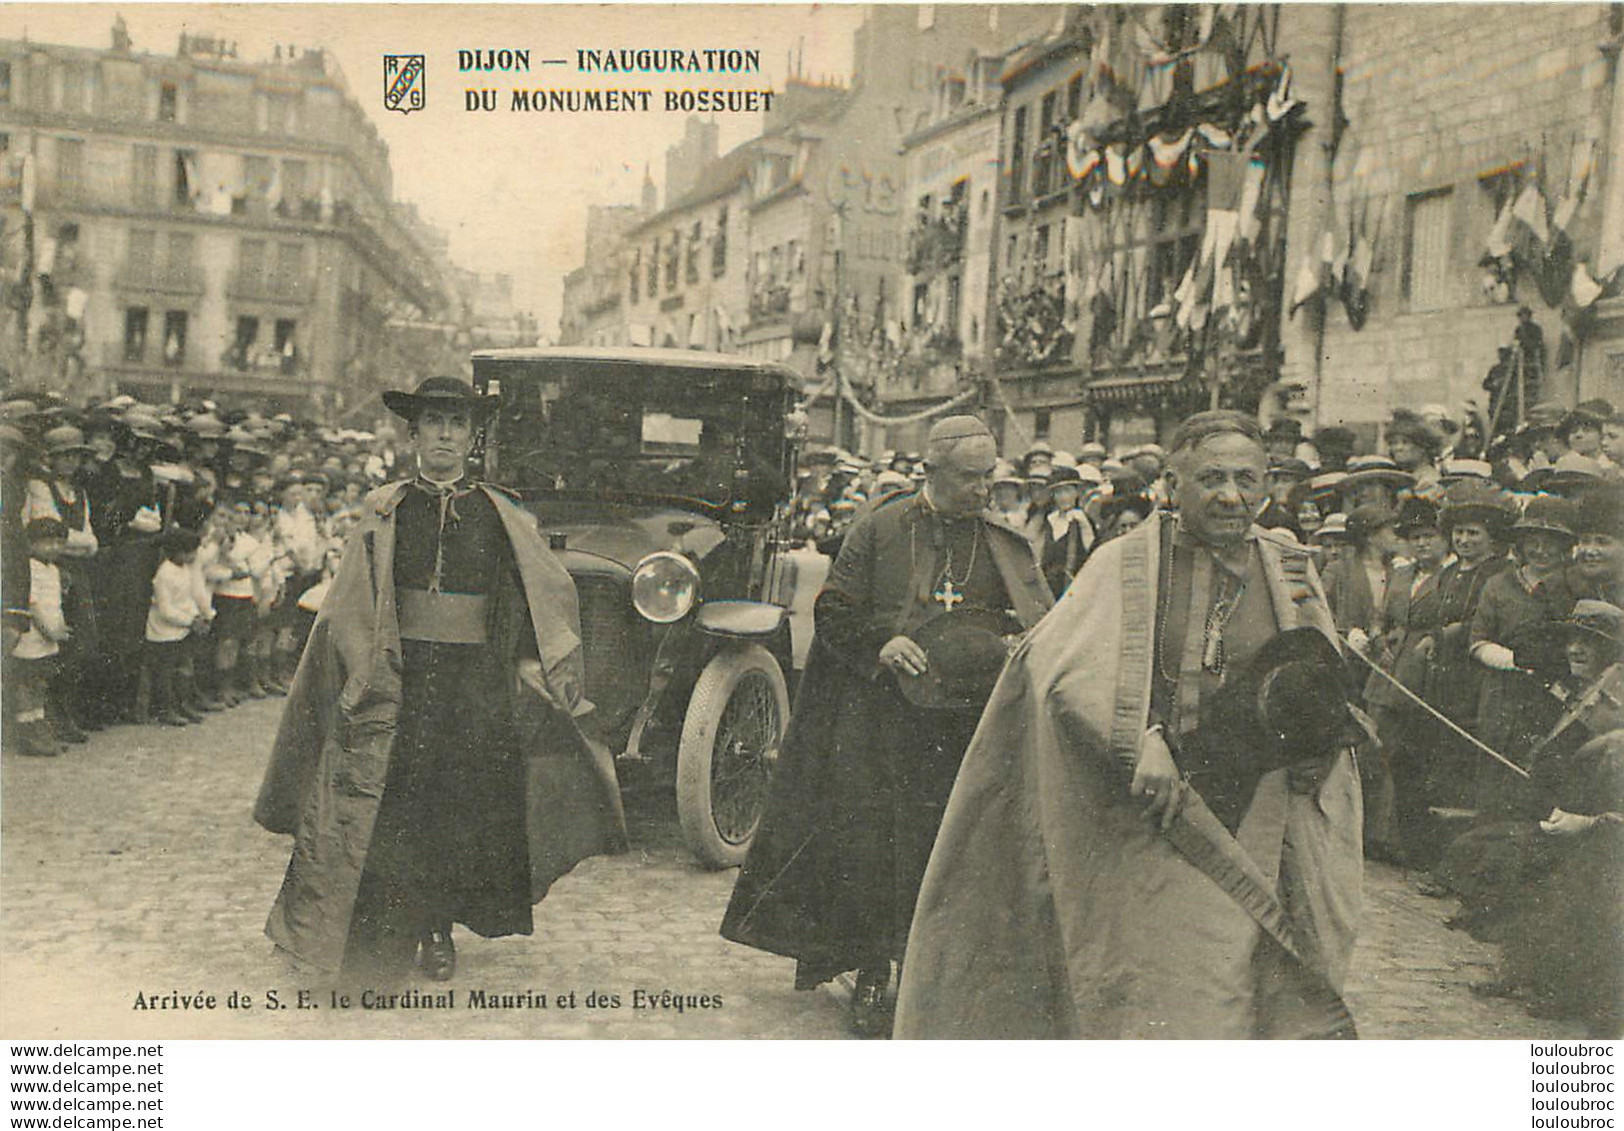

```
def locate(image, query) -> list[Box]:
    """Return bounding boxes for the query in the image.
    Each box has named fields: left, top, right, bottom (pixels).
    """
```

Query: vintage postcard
left=0, top=2, right=1620, bottom=1047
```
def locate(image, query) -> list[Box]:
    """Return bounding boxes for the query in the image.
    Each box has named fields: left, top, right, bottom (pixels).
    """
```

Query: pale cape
left=894, top=512, right=1364, bottom=1038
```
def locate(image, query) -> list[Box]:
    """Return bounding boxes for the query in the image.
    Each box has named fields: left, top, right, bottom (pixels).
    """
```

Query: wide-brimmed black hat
left=1201, top=627, right=1359, bottom=771
left=895, top=607, right=1014, bottom=710
left=382, top=376, right=498, bottom=423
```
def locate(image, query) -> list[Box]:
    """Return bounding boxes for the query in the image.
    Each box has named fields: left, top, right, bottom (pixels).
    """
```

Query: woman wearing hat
left=1338, top=454, right=1419, bottom=513
left=1447, top=495, right=1583, bottom=825
left=1364, top=498, right=1455, bottom=862
left=1569, top=484, right=1624, bottom=606
left=1410, top=482, right=1518, bottom=819
left=1439, top=603, right=1624, bottom=1034
left=84, top=413, right=167, bottom=722
left=1035, top=464, right=1096, bottom=597
left=1385, top=412, right=1443, bottom=496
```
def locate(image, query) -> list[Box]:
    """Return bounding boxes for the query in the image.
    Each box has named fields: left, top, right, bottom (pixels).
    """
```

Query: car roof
left=472, top=346, right=803, bottom=385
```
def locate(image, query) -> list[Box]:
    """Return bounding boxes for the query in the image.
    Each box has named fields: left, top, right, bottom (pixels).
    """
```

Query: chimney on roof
left=641, top=163, right=658, bottom=213
left=664, top=116, right=720, bottom=205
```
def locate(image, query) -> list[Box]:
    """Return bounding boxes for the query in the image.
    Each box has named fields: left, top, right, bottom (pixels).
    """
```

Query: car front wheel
left=676, top=643, right=788, bottom=869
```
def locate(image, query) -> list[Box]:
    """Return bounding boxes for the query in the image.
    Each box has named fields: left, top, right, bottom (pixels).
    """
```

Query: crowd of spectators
left=788, top=396, right=1623, bottom=1035
left=2, top=387, right=398, bottom=752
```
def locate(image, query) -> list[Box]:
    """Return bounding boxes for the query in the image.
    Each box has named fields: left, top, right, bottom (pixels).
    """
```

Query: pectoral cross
left=933, top=578, right=964, bottom=611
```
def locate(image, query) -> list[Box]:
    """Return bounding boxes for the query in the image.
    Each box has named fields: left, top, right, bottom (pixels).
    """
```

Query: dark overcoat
left=253, top=480, right=627, bottom=973
left=720, top=491, right=1052, bottom=978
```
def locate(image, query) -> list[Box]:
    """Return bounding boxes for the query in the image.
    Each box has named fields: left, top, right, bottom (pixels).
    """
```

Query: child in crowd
left=144, top=526, right=207, bottom=727
left=11, top=519, right=73, bottom=755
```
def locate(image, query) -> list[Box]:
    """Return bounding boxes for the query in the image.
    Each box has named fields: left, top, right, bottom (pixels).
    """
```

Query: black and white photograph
left=0, top=0, right=1621, bottom=1078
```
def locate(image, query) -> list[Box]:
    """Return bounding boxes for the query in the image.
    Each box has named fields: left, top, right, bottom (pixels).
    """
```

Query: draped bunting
left=1060, top=64, right=1298, bottom=208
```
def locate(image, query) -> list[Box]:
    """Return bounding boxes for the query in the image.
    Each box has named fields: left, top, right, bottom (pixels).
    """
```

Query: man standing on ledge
left=895, top=411, right=1365, bottom=1038
left=721, top=415, right=1052, bottom=1037
left=255, top=377, right=625, bottom=985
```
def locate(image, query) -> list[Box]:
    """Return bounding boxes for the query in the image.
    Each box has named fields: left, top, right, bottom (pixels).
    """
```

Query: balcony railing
left=906, top=216, right=966, bottom=276
left=749, top=284, right=792, bottom=321
left=101, top=339, right=188, bottom=371
left=227, top=270, right=314, bottom=305
left=115, top=261, right=205, bottom=296
left=224, top=344, right=304, bottom=376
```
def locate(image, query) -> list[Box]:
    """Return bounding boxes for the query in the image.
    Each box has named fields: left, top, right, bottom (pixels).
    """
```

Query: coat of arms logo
left=383, top=54, right=426, bottom=114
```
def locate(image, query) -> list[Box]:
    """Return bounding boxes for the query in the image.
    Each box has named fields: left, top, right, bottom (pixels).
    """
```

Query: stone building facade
left=0, top=27, right=451, bottom=416
left=983, top=4, right=1624, bottom=454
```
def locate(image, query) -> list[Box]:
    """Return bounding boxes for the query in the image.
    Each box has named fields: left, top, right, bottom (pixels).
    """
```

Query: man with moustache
left=897, top=411, right=1365, bottom=1039
left=721, top=415, right=1051, bottom=1037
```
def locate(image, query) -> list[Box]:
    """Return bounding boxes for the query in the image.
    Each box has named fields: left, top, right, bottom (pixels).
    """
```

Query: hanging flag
left=64, top=286, right=88, bottom=321
left=20, top=154, right=36, bottom=214
left=1148, top=129, right=1194, bottom=175
left=35, top=237, right=58, bottom=276
left=1066, top=120, right=1101, bottom=180
left=687, top=311, right=705, bottom=348
left=1104, top=144, right=1128, bottom=186
left=1486, top=196, right=1515, bottom=260
left=1236, top=156, right=1267, bottom=245
left=1571, top=261, right=1603, bottom=308
left=1552, top=139, right=1595, bottom=233
left=1342, top=212, right=1375, bottom=332
left=1266, top=65, right=1298, bottom=121
left=267, top=162, right=284, bottom=211
left=1511, top=182, right=1550, bottom=245
left=179, top=151, right=202, bottom=209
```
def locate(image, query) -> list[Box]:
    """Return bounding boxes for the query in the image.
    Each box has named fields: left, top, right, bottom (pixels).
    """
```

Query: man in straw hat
left=896, top=410, right=1366, bottom=1038
left=255, top=376, right=625, bottom=986
left=721, top=414, right=1051, bottom=1037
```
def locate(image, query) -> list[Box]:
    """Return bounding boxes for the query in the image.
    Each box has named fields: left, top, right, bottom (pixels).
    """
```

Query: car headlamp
left=631, top=551, right=701, bottom=624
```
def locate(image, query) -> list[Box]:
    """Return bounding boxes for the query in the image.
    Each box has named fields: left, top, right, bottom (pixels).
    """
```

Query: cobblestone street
left=0, top=697, right=1587, bottom=1040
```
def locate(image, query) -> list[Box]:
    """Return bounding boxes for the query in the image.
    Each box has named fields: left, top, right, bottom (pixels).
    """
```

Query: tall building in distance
left=0, top=23, right=462, bottom=416
left=559, top=4, right=1624, bottom=456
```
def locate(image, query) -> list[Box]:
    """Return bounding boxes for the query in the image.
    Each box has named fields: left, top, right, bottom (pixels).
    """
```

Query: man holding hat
left=255, top=376, right=625, bottom=985
left=897, top=410, right=1365, bottom=1038
left=721, top=414, right=1051, bottom=1037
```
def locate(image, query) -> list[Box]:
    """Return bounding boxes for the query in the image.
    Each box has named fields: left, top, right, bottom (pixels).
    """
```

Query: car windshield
left=479, top=359, right=788, bottom=512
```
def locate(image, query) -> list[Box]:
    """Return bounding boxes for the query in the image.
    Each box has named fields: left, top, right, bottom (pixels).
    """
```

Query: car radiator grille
left=574, top=576, right=646, bottom=729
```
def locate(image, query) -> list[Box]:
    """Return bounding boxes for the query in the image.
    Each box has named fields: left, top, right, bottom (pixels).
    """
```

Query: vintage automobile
left=471, top=347, right=802, bottom=868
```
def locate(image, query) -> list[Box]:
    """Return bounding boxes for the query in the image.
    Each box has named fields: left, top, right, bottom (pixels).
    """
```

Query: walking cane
left=1340, top=637, right=1531, bottom=780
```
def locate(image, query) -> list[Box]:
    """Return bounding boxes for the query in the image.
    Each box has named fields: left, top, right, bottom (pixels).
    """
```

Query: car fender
left=693, top=599, right=787, bottom=640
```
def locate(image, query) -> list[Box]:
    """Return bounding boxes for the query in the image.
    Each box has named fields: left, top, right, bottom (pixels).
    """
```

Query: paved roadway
left=0, top=696, right=1587, bottom=1040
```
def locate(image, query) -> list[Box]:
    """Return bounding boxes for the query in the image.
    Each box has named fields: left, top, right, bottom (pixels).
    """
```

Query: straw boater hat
left=1302, top=471, right=1347, bottom=502
left=382, top=376, right=498, bottom=423
left=1313, top=512, right=1350, bottom=542
left=40, top=424, right=94, bottom=457
left=992, top=460, right=1023, bottom=487
left=1339, top=454, right=1418, bottom=493
left=1438, top=458, right=1495, bottom=483
left=1519, top=465, right=1602, bottom=497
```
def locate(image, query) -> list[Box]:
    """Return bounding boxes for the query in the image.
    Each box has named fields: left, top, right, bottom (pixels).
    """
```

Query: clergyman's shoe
left=849, top=967, right=892, bottom=1039
left=419, top=927, right=456, bottom=982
